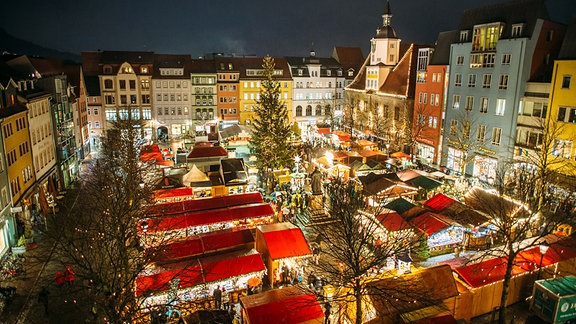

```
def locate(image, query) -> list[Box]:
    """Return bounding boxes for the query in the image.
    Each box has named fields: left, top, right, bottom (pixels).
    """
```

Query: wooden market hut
left=240, top=286, right=324, bottom=324
left=339, top=265, right=458, bottom=324
left=255, top=222, right=312, bottom=287
left=409, top=212, right=465, bottom=251
left=448, top=237, right=576, bottom=321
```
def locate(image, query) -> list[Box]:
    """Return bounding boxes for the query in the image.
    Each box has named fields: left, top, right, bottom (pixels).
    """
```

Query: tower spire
left=382, top=1, right=392, bottom=27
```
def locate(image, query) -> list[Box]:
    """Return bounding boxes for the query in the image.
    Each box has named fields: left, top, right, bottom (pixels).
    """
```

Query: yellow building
left=237, top=57, right=292, bottom=126
left=547, top=59, right=576, bottom=176
left=1, top=105, right=35, bottom=206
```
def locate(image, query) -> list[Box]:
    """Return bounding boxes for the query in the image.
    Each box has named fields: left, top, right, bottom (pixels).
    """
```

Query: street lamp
left=537, top=240, right=549, bottom=280
left=385, top=143, right=390, bottom=157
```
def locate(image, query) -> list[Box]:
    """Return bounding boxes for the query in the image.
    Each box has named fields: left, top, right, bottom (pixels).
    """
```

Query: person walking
left=213, top=285, right=222, bottom=309
left=324, top=301, right=332, bottom=324
left=38, top=286, right=50, bottom=315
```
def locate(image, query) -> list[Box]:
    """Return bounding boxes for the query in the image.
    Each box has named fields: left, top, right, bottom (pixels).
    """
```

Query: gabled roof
left=384, top=197, right=416, bottom=215
left=187, top=145, right=228, bottom=159
left=332, top=46, right=364, bottom=66
left=430, top=30, right=460, bottom=65
left=376, top=211, right=412, bottom=232
left=379, top=44, right=420, bottom=98
left=258, top=222, right=312, bottom=260
left=458, top=0, right=549, bottom=39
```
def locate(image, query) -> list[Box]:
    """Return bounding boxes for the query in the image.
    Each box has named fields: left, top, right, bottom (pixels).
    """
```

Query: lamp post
left=385, top=143, right=390, bottom=157
left=537, top=241, right=549, bottom=280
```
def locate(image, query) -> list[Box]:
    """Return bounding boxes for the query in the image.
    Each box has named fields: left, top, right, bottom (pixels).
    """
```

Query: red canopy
left=137, top=250, right=265, bottom=297
left=410, top=212, right=456, bottom=236
left=143, top=203, right=274, bottom=233
left=261, top=225, right=312, bottom=260
left=241, top=286, right=324, bottom=324
left=317, top=128, right=331, bottom=135
left=148, top=192, right=264, bottom=216
left=391, top=151, right=411, bottom=159
left=424, top=193, right=457, bottom=212
left=154, top=187, right=194, bottom=200
left=152, top=229, right=255, bottom=262
left=332, top=131, right=351, bottom=142
left=376, top=212, right=412, bottom=232
left=454, top=241, right=576, bottom=288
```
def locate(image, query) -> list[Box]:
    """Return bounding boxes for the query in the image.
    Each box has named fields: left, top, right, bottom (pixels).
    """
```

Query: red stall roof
left=154, top=187, right=194, bottom=200
left=152, top=229, right=255, bottom=262
left=144, top=203, right=274, bottom=233
left=376, top=212, right=412, bottom=232
left=148, top=192, right=264, bottom=216
left=410, top=212, right=459, bottom=236
left=454, top=241, right=576, bottom=289
left=424, top=193, right=457, bottom=212
left=137, top=249, right=265, bottom=297
left=259, top=223, right=312, bottom=260
left=187, top=146, right=228, bottom=159
left=241, top=286, right=324, bottom=324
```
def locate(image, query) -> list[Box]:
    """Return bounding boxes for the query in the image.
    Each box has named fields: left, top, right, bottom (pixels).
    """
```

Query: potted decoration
left=12, top=235, right=27, bottom=254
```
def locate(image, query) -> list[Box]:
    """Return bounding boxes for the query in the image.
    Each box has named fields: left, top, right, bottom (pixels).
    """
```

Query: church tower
left=366, top=1, right=401, bottom=90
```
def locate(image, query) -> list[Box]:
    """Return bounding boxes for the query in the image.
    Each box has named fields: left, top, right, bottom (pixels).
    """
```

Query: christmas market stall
left=449, top=242, right=576, bottom=320
left=147, top=192, right=265, bottom=217
left=338, top=265, right=458, bottom=324
left=182, top=165, right=213, bottom=198
left=221, top=158, right=249, bottom=195
left=255, top=222, right=312, bottom=288
left=153, top=187, right=194, bottom=204
left=240, top=286, right=324, bottom=324
left=409, top=212, right=465, bottom=251
left=137, top=249, right=266, bottom=310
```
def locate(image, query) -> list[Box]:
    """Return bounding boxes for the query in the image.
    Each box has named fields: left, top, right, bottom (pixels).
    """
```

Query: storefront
left=446, top=147, right=464, bottom=175
left=416, top=142, right=436, bottom=164
left=473, top=155, right=498, bottom=184
left=255, top=223, right=312, bottom=288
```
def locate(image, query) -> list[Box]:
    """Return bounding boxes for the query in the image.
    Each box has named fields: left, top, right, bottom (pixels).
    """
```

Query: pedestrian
left=38, top=286, right=50, bottom=315
left=64, top=265, right=75, bottom=285
left=324, top=301, right=332, bottom=324
left=308, top=272, right=316, bottom=288
left=213, top=285, right=222, bottom=309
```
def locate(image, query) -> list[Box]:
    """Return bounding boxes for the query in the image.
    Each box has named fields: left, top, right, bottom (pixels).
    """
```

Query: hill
left=0, top=28, right=80, bottom=63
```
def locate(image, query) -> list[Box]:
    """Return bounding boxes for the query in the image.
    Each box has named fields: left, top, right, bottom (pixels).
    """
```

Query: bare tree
left=445, top=110, right=488, bottom=178
left=308, top=177, right=435, bottom=323
left=464, top=185, right=570, bottom=324
left=46, top=118, right=171, bottom=323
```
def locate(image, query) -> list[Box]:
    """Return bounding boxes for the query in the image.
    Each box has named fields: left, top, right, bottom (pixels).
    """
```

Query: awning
left=376, top=212, right=412, bottom=232
left=410, top=212, right=460, bottom=236
left=317, top=128, right=331, bottom=135
left=220, top=124, right=242, bottom=139
left=241, top=286, right=324, bottom=324
left=391, top=151, right=411, bottom=159
left=144, top=202, right=274, bottom=233
left=424, top=193, right=457, bottom=212
left=148, top=192, right=264, bottom=216
left=154, top=187, right=194, bottom=201
left=384, top=198, right=416, bottom=215
left=151, top=229, right=255, bottom=262
left=406, top=175, right=443, bottom=191
left=259, top=223, right=312, bottom=260
left=332, top=131, right=351, bottom=142
left=137, top=249, right=265, bottom=297
left=397, top=169, right=425, bottom=182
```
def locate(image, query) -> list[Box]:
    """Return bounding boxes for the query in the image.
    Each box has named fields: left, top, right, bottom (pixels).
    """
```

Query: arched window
left=316, top=105, right=322, bottom=116
left=325, top=105, right=331, bottom=116
left=306, top=105, right=312, bottom=116
left=296, top=106, right=302, bottom=116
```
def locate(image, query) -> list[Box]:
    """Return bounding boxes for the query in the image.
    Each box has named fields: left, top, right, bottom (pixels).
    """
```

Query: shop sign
left=555, top=295, right=576, bottom=323
left=10, top=206, right=22, bottom=213
left=479, top=147, right=497, bottom=155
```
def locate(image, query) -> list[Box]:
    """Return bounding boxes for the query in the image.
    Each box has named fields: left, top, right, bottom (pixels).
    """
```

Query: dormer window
left=297, top=69, right=303, bottom=76
left=511, top=24, right=524, bottom=38
left=140, top=66, right=149, bottom=74
left=103, top=66, right=112, bottom=74
left=326, top=70, right=331, bottom=76
left=460, top=30, right=469, bottom=42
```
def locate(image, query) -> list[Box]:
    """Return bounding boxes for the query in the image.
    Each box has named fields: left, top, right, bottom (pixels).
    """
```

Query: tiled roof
left=81, top=52, right=101, bottom=75
left=188, top=59, right=216, bottom=74
left=332, top=46, right=364, bottom=66
left=153, top=54, right=191, bottom=78
left=429, top=30, right=459, bottom=65
left=83, top=75, right=100, bottom=96
left=187, top=145, right=228, bottom=159
left=379, top=44, right=420, bottom=98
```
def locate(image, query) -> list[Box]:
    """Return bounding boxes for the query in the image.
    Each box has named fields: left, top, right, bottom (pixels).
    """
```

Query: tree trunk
left=355, top=279, right=363, bottom=324
left=498, top=256, right=515, bottom=324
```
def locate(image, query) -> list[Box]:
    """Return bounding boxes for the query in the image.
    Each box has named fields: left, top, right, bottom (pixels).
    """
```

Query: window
left=119, top=80, right=126, bottom=90
left=460, top=30, right=469, bottom=42
left=141, top=80, right=150, bottom=89
left=456, top=56, right=464, bottom=65
left=296, top=106, right=302, bottom=116
left=104, top=79, right=113, bottom=89
left=454, top=73, right=462, bottom=87
left=94, top=121, right=100, bottom=129
left=465, top=96, right=474, bottom=111
left=120, top=95, right=127, bottom=105
left=552, top=139, right=573, bottom=159
left=450, top=120, right=458, bottom=135
left=511, top=24, right=524, bottom=37
left=315, top=105, right=322, bottom=116
left=480, top=97, right=489, bottom=113
left=483, top=74, right=492, bottom=88
left=546, top=30, right=554, bottom=42
left=569, top=108, right=576, bottom=124
left=501, top=54, right=511, bottom=65
left=141, top=95, right=150, bottom=104
left=499, top=74, right=508, bottom=89
left=130, top=95, right=137, bottom=104
left=532, top=103, right=547, bottom=118
left=105, top=110, right=117, bottom=121
left=558, top=107, right=567, bottom=122
left=562, top=76, right=571, bottom=89
left=496, top=99, right=506, bottom=116
left=129, top=80, right=136, bottom=90
left=94, top=108, right=99, bottom=115
left=453, top=95, right=460, bottom=109
left=468, top=74, right=476, bottom=87
left=306, top=105, right=312, bottom=116
left=477, top=125, right=486, bottom=142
